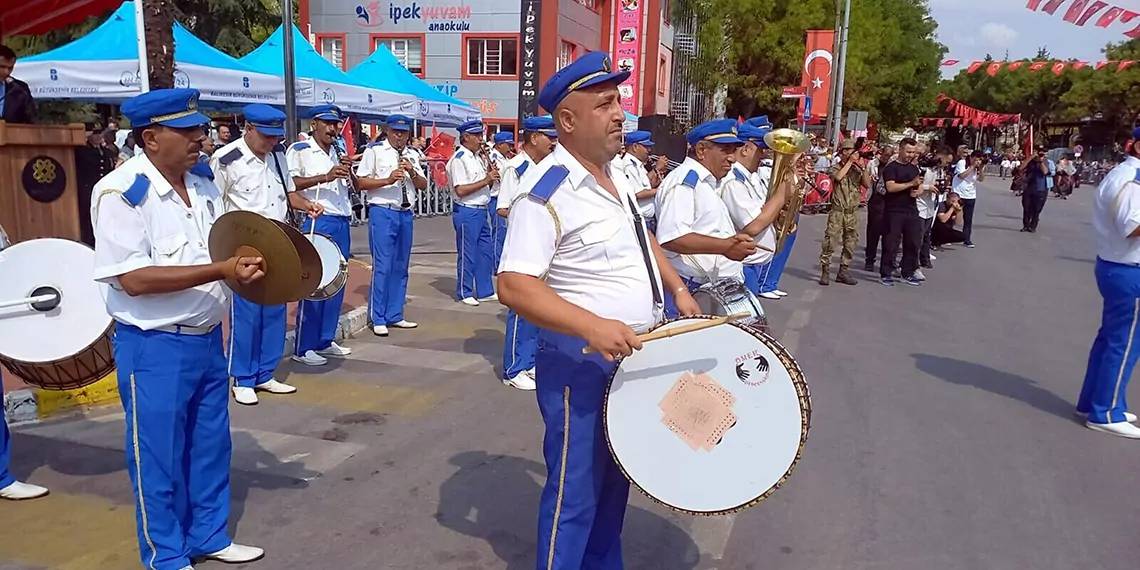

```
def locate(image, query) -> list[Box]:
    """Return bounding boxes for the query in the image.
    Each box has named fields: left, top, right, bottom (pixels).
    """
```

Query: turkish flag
left=941, top=59, right=961, bottom=66
left=1008, top=61, right=1026, bottom=71
left=1096, top=60, right=1114, bottom=70
left=1072, top=61, right=1089, bottom=70
left=1029, top=61, right=1049, bottom=71
left=1119, top=60, right=1136, bottom=72
left=425, top=125, right=456, bottom=188
left=987, top=62, right=1003, bottom=76
left=339, top=116, right=356, bottom=157
left=967, top=61, right=985, bottom=73
left=799, top=30, right=835, bottom=120
left=1052, top=62, right=1066, bottom=75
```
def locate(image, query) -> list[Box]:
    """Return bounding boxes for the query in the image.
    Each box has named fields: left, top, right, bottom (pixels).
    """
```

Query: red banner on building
left=799, top=30, right=835, bottom=120
left=611, top=0, right=645, bottom=115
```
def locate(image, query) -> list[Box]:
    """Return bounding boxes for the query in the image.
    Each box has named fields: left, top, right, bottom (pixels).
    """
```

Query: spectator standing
left=879, top=137, right=924, bottom=286
left=0, top=44, right=35, bottom=124
left=864, top=145, right=895, bottom=271
left=1019, top=146, right=1050, bottom=233
left=953, top=149, right=985, bottom=248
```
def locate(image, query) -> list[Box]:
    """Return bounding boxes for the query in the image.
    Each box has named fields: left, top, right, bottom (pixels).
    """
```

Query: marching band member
left=655, top=118, right=757, bottom=318
left=355, top=114, right=427, bottom=337
left=489, top=131, right=514, bottom=269
left=747, top=116, right=773, bottom=194
left=0, top=383, right=48, bottom=501
left=495, top=115, right=558, bottom=391
left=618, top=130, right=664, bottom=233
left=286, top=105, right=355, bottom=365
left=447, top=120, right=499, bottom=306
left=211, top=104, right=317, bottom=405
left=497, top=51, right=699, bottom=570
left=91, top=88, right=265, bottom=569
left=743, top=116, right=795, bottom=300
left=1077, top=127, right=1140, bottom=438
left=721, top=124, right=789, bottom=295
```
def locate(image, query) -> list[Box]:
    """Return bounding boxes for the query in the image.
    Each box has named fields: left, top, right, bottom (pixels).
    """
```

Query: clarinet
left=399, top=151, right=412, bottom=209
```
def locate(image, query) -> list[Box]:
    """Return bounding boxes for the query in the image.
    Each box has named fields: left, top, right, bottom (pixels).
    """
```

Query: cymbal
left=208, top=211, right=320, bottom=306
left=271, top=219, right=322, bottom=301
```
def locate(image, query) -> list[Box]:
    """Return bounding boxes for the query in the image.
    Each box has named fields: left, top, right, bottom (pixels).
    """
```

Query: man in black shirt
left=879, top=137, right=924, bottom=286
left=1019, top=146, right=1050, bottom=232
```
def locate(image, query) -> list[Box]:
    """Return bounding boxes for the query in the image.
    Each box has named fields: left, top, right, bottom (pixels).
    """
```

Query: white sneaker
left=929, top=253, right=937, bottom=261
left=372, top=325, right=389, bottom=337
left=255, top=378, right=297, bottom=394
left=1086, top=420, right=1140, bottom=439
left=504, top=369, right=537, bottom=391
left=759, top=291, right=781, bottom=300
left=478, top=294, right=499, bottom=303
left=773, top=289, right=788, bottom=297
left=1076, top=410, right=1138, bottom=423
left=913, top=268, right=927, bottom=281
left=460, top=297, right=480, bottom=306
left=232, top=387, right=259, bottom=406
left=291, top=350, right=328, bottom=366
left=317, top=341, right=352, bottom=357
left=0, top=480, right=49, bottom=500
left=205, top=543, right=264, bottom=564
left=390, top=320, right=418, bottom=329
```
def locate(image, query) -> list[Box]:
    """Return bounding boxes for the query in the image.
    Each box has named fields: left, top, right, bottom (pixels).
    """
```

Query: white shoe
left=1085, top=420, right=1140, bottom=439
left=504, top=369, right=537, bottom=391
left=913, top=268, right=927, bottom=281
left=372, top=325, right=389, bottom=337
left=929, top=253, right=937, bottom=261
left=759, top=291, right=781, bottom=300
left=232, top=387, right=259, bottom=406
left=478, top=294, right=499, bottom=303
left=178, top=566, right=195, bottom=570
left=317, top=341, right=352, bottom=357
left=291, top=350, right=328, bottom=366
left=1076, top=410, right=1138, bottom=423
left=255, top=378, right=297, bottom=394
left=772, top=289, right=788, bottom=297
left=205, top=543, right=264, bottom=564
left=0, top=480, right=49, bottom=500
left=460, top=297, right=480, bottom=306
left=390, top=320, right=418, bottom=329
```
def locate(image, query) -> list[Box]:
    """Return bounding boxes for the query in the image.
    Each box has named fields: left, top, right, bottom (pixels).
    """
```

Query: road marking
left=0, top=487, right=137, bottom=570
left=405, top=294, right=507, bottom=316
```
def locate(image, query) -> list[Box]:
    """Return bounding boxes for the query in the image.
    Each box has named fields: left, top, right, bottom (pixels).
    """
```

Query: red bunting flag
left=1120, top=60, right=1136, bottom=71
left=1008, top=61, right=1026, bottom=71
left=967, top=61, right=985, bottom=73
left=1097, top=6, right=1126, bottom=26
left=1052, top=61, right=1067, bottom=75
left=1041, top=0, right=1066, bottom=15
left=1072, top=61, right=1090, bottom=69
left=987, top=62, right=1003, bottom=76
left=942, top=59, right=961, bottom=66
left=1096, top=60, right=1114, bottom=69
left=1029, top=61, right=1049, bottom=71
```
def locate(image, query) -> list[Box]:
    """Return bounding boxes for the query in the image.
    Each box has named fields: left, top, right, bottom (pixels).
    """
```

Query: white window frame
left=374, top=36, right=424, bottom=75
left=467, top=37, right=519, bottom=77
left=319, top=36, right=344, bottom=69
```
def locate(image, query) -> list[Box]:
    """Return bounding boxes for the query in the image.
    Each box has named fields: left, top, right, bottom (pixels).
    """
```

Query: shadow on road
left=464, top=329, right=506, bottom=376
left=1056, top=255, right=1095, bottom=266
left=228, top=430, right=317, bottom=536
left=431, top=276, right=458, bottom=299
left=911, top=353, right=1075, bottom=421
left=435, top=451, right=700, bottom=570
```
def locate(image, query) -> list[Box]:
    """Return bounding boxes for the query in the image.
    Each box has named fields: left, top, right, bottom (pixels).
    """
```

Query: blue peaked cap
left=243, top=104, right=285, bottom=136
left=625, top=130, right=654, bottom=147
left=522, top=116, right=557, bottom=137
left=737, top=124, right=767, bottom=145
left=457, top=120, right=484, bottom=135
left=122, top=88, right=210, bottom=129
left=310, top=104, right=343, bottom=122
left=538, top=51, right=631, bottom=112
left=386, top=114, right=412, bottom=131
left=746, top=115, right=771, bottom=128
left=685, top=119, right=744, bottom=146
left=493, top=132, right=515, bottom=145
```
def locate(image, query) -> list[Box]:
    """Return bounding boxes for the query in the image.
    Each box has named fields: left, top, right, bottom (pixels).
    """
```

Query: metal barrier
left=415, top=158, right=454, bottom=218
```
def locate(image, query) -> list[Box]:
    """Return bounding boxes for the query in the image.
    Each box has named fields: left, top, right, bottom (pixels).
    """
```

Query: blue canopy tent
left=240, top=24, right=414, bottom=119
left=15, top=1, right=296, bottom=108
left=347, top=45, right=480, bottom=127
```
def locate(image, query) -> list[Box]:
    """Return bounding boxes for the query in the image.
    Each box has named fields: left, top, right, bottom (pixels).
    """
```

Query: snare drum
left=692, top=279, right=769, bottom=331
left=605, top=317, right=810, bottom=515
left=306, top=233, right=348, bottom=301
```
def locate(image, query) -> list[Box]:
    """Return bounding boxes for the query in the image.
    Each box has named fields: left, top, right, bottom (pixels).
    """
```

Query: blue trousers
left=490, top=197, right=507, bottom=271
left=1078, top=258, right=1140, bottom=424
left=452, top=204, right=495, bottom=300
left=758, top=224, right=798, bottom=293
left=295, top=215, right=351, bottom=354
left=113, top=323, right=233, bottom=570
left=0, top=376, right=13, bottom=490
left=368, top=206, right=413, bottom=326
left=228, top=294, right=286, bottom=388
left=742, top=264, right=763, bottom=296
left=503, top=309, right=538, bottom=379
left=534, top=330, right=629, bottom=570
left=663, top=275, right=701, bottom=320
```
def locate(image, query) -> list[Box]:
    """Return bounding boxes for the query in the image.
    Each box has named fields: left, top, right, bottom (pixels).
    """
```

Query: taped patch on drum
left=658, top=372, right=738, bottom=452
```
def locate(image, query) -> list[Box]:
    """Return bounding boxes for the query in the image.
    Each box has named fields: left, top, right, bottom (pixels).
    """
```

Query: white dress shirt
left=917, top=167, right=944, bottom=220
left=1094, top=157, right=1140, bottom=265
left=721, top=162, right=775, bottom=266
left=655, top=157, right=745, bottom=284
left=447, top=146, right=492, bottom=207
left=211, top=138, right=294, bottom=222
left=953, top=158, right=978, bottom=200
left=619, top=154, right=655, bottom=219
left=489, top=149, right=509, bottom=198
left=91, top=153, right=228, bottom=330
left=286, top=139, right=353, bottom=217
left=497, top=151, right=534, bottom=219
left=356, top=142, right=425, bottom=209
left=498, top=144, right=664, bottom=333
left=752, top=159, right=773, bottom=196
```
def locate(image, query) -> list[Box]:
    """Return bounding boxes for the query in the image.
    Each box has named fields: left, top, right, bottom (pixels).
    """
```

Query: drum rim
left=0, top=321, right=114, bottom=389
left=304, top=233, right=349, bottom=300
left=602, top=314, right=812, bottom=517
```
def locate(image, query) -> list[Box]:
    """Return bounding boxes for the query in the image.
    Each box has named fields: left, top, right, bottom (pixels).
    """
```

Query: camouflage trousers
left=819, top=208, right=859, bottom=269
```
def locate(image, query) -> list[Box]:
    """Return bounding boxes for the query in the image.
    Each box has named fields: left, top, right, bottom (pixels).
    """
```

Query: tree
left=1061, top=39, right=1140, bottom=139
left=174, top=0, right=295, bottom=58
left=142, top=0, right=176, bottom=89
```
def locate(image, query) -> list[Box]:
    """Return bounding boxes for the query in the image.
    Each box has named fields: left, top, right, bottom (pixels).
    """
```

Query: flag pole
left=282, top=0, right=299, bottom=142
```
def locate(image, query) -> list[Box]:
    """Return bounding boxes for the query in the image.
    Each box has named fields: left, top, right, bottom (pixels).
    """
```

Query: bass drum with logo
left=604, top=316, right=810, bottom=515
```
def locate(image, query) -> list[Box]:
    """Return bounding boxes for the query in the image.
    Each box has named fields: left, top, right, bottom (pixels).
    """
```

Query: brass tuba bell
left=762, top=128, right=812, bottom=253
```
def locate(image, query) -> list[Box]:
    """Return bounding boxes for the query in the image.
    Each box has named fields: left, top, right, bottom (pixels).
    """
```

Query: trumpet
left=763, top=128, right=812, bottom=253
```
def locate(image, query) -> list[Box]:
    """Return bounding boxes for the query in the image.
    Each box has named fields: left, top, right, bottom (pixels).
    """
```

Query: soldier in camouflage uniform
left=819, top=138, right=872, bottom=286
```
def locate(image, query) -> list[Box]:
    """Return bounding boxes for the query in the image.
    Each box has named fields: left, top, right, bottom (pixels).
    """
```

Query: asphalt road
left=3, top=176, right=1137, bottom=570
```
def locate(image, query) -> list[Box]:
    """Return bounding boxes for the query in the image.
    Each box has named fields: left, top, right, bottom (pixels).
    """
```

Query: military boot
left=836, top=267, right=858, bottom=286
left=818, top=266, right=830, bottom=286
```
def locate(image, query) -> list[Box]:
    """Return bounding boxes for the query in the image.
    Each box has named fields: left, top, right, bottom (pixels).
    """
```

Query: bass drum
left=0, top=239, right=115, bottom=390
left=305, top=233, right=348, bottom=301
left=691, top=279, right=769, bottom=332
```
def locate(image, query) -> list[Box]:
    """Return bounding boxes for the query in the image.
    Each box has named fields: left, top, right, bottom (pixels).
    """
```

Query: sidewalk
left=2, top=216, right=461, bottom=420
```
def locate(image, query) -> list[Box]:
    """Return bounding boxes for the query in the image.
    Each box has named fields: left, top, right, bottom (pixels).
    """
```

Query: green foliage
left=673, top=0, right=945, bottom=129
left=174, top=0, right=297, bottom=59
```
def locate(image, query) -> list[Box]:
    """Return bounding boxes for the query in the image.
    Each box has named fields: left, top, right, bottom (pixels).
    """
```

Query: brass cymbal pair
left=208, top=211, right=322, bottom=306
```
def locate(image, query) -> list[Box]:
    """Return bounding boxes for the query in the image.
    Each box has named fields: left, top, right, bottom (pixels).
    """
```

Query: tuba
left=763, top=128, right=812, bottom=253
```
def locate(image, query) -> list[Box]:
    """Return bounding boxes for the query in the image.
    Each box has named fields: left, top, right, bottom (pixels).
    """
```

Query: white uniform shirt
left=619, top=154, right=655, bottom=219
left=91, top=153, right=228, bottom=330
left=655, top=157, right=745, bottom=283
left=497, top=151, right=534, bottom=220
left=721, top=162, right=775, bottom=266
left=447, top=146, right=491, bottom=207
left=356, top=141, right=425, bottom=209
left=286, top=139, right=353, bottom=217
left=211, top=138, right=295, bottom=222
left=499, top=144, right=664, bottom=333
left=1094, top=157, right=1140, bottom=265
left=917, top=167, right=945, bottom=220
left=953, top=158, right=978, bottom=199
left=753, top=159, right=773, bottom=196
left=489, top=149, right=509, bottom=198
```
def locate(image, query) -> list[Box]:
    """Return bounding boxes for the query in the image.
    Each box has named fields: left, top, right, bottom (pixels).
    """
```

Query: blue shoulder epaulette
left=291, top=141, right=311, bottom=151
left=733, top=168, right=747, bottom=182
left=366, top=141, right=384, bottom=148
left=682, top=170, right=699, bottom=187
left=455, top=150, right=465, bottom=160
left=630, top=157, right=639, bottom=168
left=516, top=161, right=531, bottom=177
left=272, top=143, right=286, bottom=153
left=218, top=147, right=243, bottom=166
left=1133, top=169, right=1140, bottom=183
left=528, top=166, right=570, bottom=204
left=190, top=161, right=215, bottom=180
left=123, top=174, right=150, bottom=206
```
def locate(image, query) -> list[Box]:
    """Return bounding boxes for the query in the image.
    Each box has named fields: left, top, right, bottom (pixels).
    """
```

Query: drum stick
left=582, top=313, right=751, bottom=354
left=0, top=294, right=58, bottom=310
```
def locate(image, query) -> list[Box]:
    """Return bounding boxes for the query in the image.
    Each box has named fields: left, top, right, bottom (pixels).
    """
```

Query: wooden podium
left=0, top=122, right=86, bottom=244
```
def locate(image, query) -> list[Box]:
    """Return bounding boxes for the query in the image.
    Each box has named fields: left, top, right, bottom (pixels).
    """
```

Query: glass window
left=375, top=37, right=424, bottom=75
left=559, top=41, right=575, bottom=71
left=467, top=37, right=519, bottom=77
left=573, top=0, right=599, bottom=9
left=319, top=37, right=344, bottom=69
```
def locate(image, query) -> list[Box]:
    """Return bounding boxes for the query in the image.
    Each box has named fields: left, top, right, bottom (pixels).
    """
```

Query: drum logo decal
left=735, top=350, right=770, bottom=386
left=21, top=155, right=67, bottom=204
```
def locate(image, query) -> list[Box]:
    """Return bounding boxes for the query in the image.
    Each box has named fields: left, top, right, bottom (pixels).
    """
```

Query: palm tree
left=140, top=0, right=175, bottom=89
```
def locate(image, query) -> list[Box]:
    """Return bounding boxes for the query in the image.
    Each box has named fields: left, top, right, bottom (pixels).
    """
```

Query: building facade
left=300, top=0, right=683, bottom=135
